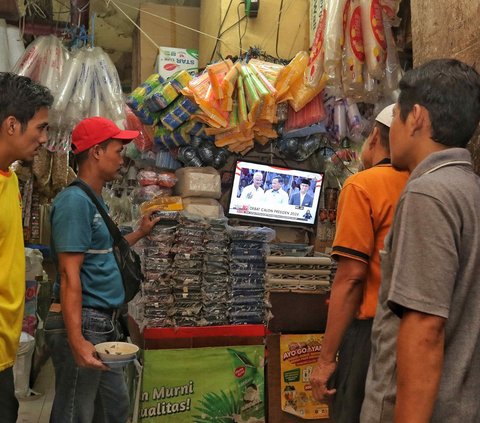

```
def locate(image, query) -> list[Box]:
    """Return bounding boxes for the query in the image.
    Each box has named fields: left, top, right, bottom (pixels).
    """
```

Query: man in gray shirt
left=361, top=59, right=480, bottom=422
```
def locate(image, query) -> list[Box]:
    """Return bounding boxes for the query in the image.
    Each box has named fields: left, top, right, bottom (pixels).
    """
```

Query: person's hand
left=310, top=357, right=337, bottom=401
left=69, top=337, right=108, bottom=370
left=136, top=211, right=162, bottom=237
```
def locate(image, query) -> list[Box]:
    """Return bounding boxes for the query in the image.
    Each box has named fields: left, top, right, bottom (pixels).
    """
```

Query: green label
left=283, top=368, right=301, bottom=383
left=139, top=345, right=265, bottom=422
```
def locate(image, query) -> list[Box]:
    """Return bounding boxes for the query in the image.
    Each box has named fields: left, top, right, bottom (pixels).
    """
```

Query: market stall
left=1, top=0, right=411, bottom=421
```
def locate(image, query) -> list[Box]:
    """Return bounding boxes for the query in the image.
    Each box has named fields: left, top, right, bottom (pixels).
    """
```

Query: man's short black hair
left=300, top=178, right=310, bottom=186
left=398, top=59, right=480, bottom=148
left=0, top=73, right=53, bottom=131
left=272, top=176, right=283, bottom=184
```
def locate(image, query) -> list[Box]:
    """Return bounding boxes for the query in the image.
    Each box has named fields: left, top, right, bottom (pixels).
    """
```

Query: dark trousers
left=0, top=366, right=19, bottom=423
left=331, top=318, right=373, bottom=423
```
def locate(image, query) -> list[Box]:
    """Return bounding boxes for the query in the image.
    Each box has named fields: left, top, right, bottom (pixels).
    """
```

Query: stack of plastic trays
left=228, top=227, right=275, bottom=324
left=171, top=214, right=207, bottom=327
left=142, top=212, right=178, bottom=327
left=202, top=217, right=230, bottom=326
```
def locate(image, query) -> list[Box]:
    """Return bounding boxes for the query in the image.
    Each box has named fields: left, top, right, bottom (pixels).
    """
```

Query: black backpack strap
left=69, top=180, right=123, bottom=244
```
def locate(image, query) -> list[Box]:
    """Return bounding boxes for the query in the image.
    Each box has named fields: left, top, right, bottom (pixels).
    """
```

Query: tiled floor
left=17, top=360, right=54, bottom=423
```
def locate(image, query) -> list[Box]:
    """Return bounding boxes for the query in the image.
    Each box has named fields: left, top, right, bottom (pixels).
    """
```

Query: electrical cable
left=275, top=0, right=284, bottom=58
left=209, top=0, right=235, bottom=64
left=237, top=2, right=246, bottom=57
left=218, top=15, right=246, bottom=39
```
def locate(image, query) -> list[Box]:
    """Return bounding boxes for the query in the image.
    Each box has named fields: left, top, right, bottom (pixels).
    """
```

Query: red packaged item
left=137, top=170, right=159, bottom=186
left=156, top=171, right=177, bottom=188
left=284, top=92, right=326, bottom=131
left=125, top=107, right=153, bottom=152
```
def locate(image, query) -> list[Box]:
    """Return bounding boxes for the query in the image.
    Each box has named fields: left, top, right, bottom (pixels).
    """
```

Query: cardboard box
left=133, top=3, right=200, bottom=87
left=174, top=167, right=222, bottom=199
left=267, top=334, right=333, bottom=422
left=157, top=46, right=199, bottom=80
left=182, top=197, right=224, bottom=218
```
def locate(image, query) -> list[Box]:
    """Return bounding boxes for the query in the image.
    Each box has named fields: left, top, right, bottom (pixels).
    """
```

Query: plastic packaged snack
left=140, top=196, right=183, bottom=215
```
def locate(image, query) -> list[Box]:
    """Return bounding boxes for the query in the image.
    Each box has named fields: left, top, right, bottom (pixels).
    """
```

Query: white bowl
left=95, top=342, right=139, bottom=363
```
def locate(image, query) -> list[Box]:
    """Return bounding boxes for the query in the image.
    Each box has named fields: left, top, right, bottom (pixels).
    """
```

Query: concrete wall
left=199, top=0, right=310, bottom=67
left=411, top=0, right=480, bottom=173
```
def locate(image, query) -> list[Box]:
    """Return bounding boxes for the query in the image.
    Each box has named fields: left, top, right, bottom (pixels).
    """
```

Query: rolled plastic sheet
left=323, top=0, right=348, bottom=89
left=383, top=16, right=403, bottom=94
left=0, top=19, right=9, bottom=72
left=13, top=36, right=51, bottom=81
left=53, top=49, right=83, bottom=111
left=39, top=36, right=65, bottom=94
left=6, top=24, right=25, bottom=71
left=333, top=98, right=348, bottom=141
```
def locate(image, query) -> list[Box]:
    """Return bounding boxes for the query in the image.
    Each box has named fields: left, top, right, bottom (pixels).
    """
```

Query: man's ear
left=408, top=104, right=427, bottom=137
left=91, top=145, right=102, bottom=160
left=1, top=116, right=17, bottom=135
left=368, top=126, right=379, bottom=149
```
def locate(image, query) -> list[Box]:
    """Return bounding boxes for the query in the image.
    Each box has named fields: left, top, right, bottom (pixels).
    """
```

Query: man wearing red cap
left=45, top=116, right=160, bottom=423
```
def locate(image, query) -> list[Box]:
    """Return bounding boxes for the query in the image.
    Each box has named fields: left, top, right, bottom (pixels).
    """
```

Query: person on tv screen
left=289, top=178, right=314, bottom=207
left=240, top=171, right=265, bottom=202
left=264, top=176, right=289, bottom=204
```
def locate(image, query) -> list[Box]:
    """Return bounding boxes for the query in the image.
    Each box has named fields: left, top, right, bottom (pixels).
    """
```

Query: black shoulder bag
left=70, top=180, right=143, bottom=303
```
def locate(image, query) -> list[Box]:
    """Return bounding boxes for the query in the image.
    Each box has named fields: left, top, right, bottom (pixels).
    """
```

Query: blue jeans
left=45, top=308, right=129, bottom=423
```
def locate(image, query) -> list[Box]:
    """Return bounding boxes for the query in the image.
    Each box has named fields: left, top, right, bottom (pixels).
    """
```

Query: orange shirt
left=331, top=161, right=408, bottom=319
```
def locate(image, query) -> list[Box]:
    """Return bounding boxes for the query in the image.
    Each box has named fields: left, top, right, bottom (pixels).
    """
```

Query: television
left=228, top=160, right=324, bottom=227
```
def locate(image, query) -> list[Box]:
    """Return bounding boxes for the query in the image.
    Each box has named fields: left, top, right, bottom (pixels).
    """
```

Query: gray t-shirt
left=361, top=148, right=480, bottom=422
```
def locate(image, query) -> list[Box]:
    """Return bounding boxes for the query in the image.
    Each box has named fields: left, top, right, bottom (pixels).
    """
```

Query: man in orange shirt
left=310, top=105, right=408, bottom=423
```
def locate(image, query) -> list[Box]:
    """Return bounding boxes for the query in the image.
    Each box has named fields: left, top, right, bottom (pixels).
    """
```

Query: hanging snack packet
left=360, top=0, right=386, bottom=79
left=276, top=51, right=309, bottom=102
left=342, top=0, right=365, bottom=99
left=305, top=0, right=327, bottom=88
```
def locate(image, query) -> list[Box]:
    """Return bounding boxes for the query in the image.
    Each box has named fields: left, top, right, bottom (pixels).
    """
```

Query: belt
left=50, top=302, right=120, bottom=319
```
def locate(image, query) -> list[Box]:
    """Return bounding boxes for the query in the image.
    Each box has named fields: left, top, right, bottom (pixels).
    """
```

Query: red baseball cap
left=71, top=116, right=139, bottom=154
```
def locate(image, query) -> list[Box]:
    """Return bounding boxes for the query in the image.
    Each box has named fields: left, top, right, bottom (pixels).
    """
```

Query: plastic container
left=13, top=332, right=35, bottom=398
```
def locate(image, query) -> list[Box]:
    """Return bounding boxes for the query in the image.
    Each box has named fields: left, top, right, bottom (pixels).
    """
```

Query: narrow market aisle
left=17, top=359, right=54, bottom=423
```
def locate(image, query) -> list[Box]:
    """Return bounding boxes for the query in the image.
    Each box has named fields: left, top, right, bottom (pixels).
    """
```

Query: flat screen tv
left=228, top=160, right=324, bottom=227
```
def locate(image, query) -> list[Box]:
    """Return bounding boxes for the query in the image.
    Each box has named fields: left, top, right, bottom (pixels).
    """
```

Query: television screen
left=228, top=160, right=324, bottom=226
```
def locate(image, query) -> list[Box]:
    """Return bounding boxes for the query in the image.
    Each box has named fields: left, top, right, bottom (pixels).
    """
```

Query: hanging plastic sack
left=360, top=0, right=387, bottom=79
left=323, top=0, right=348, bottom=89
left=383, top=13, right=403, bottom=94
left=342, top=0, right=365, bottom=99
left=6, top=24, right=25, bottom=70
left=305, top=0, right=327, bottom=88
left=275, top=51, right=309, bottom=101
